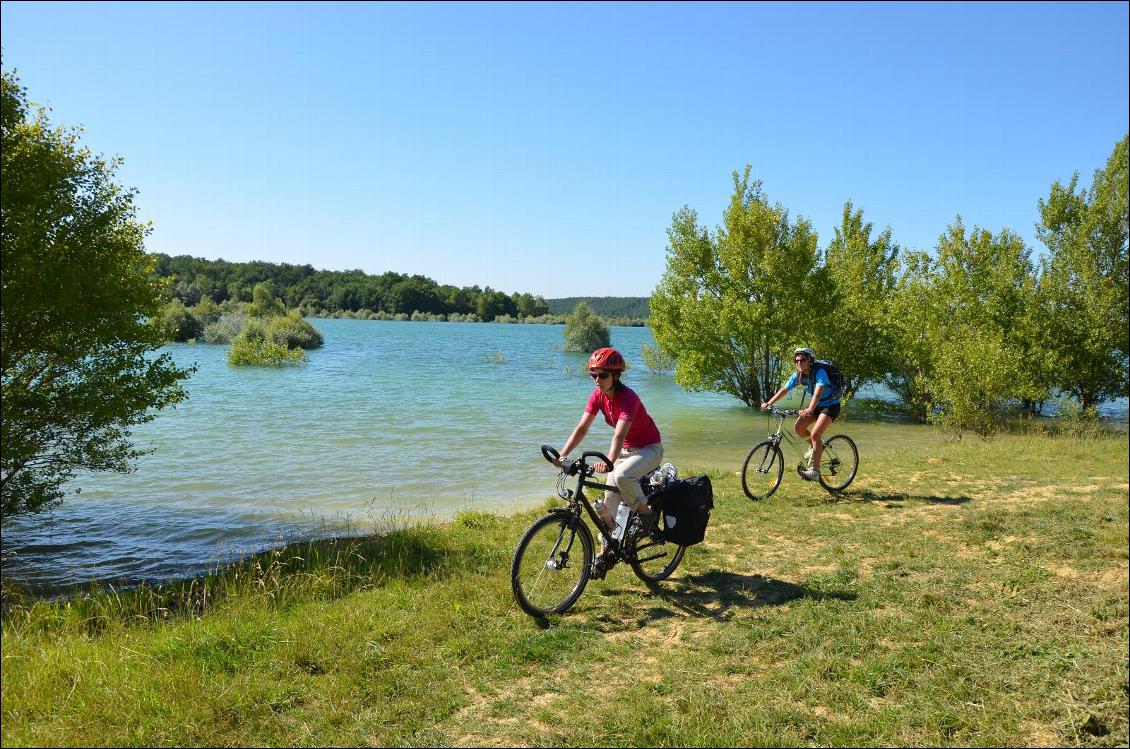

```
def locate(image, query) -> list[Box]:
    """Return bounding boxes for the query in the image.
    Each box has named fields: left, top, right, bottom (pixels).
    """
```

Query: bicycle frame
left=552, top=449, right=663, bottom=564
left=763, top=409, right=808, bottom=461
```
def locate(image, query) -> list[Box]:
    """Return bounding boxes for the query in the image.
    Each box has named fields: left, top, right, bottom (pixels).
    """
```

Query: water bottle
left=611, top=503, right=632, bottom=541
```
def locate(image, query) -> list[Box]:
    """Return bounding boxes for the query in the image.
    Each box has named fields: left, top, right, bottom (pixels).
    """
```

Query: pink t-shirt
left=585, top=385, right=662, bottom=449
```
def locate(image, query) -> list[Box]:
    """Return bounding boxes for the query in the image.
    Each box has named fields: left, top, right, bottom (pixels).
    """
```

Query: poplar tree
left=650, top=166, right=831, bottom=407
left=1037, top=135, right=1129, bottom=412
left=819, top=201, right=901, bottom=398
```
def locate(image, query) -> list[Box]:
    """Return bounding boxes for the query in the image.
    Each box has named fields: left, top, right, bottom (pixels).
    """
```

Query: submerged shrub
left=203, top=315, right=244, bottom=344
left=264, top=310, right=323, bottom=349
left=151, top=299, right=202, bottom=342
left=228, top=319, right=305, bottom=366
left=563, top=300, right=610, bottom=352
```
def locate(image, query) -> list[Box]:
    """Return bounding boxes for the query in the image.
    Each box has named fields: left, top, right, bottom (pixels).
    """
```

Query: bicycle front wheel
left=741, top=440, right=784, bottom=500
left=511, top=514, right=593, bottom=617
left=818, top=434, right=859, bottom=493
left=628, top=527, right=686, bottom=583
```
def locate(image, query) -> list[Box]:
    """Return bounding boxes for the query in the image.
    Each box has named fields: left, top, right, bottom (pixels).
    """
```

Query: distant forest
left=545, top=297, right=651, bottom=319
left=150, top=254, right=650, bottom=322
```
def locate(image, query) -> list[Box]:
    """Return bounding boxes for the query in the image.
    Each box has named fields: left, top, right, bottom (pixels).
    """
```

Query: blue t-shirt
left=785, top=367, right=841, bottom=407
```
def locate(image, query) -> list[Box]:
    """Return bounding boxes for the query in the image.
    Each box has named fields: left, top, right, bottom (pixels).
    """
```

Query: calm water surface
left=3, top=319, right=1125, bottom=594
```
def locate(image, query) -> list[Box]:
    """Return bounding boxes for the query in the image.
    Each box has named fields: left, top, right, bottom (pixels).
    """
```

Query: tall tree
left=921, top=219, right=1042, bottom=436
left=818, top=201, right=901, bottom=398
left=1037, top=135, right=1129, bottom=412
left=650, top=166, right=830, bottom=407
left=1, top=68, right=192, bottom=517
left=884, top=250, right=937, bottom=423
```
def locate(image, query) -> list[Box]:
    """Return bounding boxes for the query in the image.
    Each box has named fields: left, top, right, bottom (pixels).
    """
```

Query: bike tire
left=817, top=434, right=859, bottom=493
left=511, top=514, right=593, bottom=617
left=627, top=524, right=686, bottom=584
left=741, top=440, right=784, bottom=500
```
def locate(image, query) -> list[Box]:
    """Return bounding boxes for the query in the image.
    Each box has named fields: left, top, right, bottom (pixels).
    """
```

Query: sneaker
left=799, top=465, right=820, bottom=482
left=592, top=548, right=618, bottom=579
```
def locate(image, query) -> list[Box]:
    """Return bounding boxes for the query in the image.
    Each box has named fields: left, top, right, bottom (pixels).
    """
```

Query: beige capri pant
left=596, top=442, right=664, bottom=521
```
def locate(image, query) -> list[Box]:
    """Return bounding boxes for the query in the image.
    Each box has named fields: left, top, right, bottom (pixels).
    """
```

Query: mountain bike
left=510, top=446, right=687, bottom=618
left=740, top=408, right=859, bottom=500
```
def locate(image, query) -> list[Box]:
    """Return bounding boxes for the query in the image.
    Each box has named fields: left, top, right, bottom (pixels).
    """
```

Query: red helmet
left=588, top=347, right=626, bottom=371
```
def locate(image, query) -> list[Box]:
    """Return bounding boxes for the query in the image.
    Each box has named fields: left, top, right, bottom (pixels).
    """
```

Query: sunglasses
left=590, top=371, right=612, bottom=380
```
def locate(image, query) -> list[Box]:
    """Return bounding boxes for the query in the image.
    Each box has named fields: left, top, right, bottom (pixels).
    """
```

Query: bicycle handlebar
left=763, top=407, right=800, bottom=417
left=540, top=444, right=614, bottom=477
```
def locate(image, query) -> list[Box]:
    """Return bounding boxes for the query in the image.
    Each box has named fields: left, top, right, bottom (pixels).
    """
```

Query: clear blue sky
left=2, top=1, right=1127, bottom=298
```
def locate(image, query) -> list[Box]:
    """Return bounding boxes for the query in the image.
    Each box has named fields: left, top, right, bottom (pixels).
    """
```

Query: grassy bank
left=2, top=433, right=1127, bottom=747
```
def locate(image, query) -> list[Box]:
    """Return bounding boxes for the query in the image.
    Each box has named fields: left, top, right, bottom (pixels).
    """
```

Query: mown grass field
left=2, top=433, right=1127, bottom=747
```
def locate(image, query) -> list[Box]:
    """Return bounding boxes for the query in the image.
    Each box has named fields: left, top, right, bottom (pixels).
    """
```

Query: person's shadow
left=589, top=569, right=857, bottom=627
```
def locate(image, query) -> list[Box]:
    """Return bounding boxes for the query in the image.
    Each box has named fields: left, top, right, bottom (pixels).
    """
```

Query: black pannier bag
left=655, top=475, right=714, bottom=546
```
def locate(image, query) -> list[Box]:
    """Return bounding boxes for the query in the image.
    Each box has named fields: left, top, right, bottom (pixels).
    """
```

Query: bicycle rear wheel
left=817, top=434, right=859, bottom=492
left=511, top=514, right=593, bottom=617
left=741, top=440, right=784, bottom=500
left=627, top=523, right=686, bottom=583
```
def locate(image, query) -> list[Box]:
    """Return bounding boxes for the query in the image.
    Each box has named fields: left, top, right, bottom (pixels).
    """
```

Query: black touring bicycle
left=510, top=446, right=709, bottom=618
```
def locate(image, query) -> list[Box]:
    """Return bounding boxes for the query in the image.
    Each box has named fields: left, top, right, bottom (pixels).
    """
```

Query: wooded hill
left=149, top=253, right=650, bottom=322
left=545, top=296, right=650, bottom=319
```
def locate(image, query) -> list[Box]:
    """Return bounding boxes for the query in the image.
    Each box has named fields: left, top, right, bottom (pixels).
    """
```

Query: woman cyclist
left=554, top=347, right=664, bottom=552
left=761, top=347, right=841, bottom=481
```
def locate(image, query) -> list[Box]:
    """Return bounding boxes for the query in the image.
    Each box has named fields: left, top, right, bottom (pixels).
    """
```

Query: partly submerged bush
left=203, top=315, right=244, bottom=344
left=150, top=299, right=203, bottom=342
left=563, top=300, right=610, bottom=352
left=264, top=310, right=323, bottom=350
left=228, top=319, right=305, bottom=366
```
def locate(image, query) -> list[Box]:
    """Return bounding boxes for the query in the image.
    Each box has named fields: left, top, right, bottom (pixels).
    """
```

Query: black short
left=815, top=403, right=840, bottom=421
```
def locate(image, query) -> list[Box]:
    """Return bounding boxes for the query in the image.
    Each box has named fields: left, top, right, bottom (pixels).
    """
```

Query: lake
left=2, top=319, right=1126, bottom=594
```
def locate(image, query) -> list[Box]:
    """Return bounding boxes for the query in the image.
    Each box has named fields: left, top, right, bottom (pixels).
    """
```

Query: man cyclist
left=760, top=347, right=841, bottom=481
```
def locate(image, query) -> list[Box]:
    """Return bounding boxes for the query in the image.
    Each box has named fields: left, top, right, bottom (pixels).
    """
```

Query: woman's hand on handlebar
left=593, top=460, right=611, bottom=473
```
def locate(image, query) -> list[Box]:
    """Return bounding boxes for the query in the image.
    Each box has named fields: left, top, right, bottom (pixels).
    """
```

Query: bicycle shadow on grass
left=610, top=570, right=855, bottom=624
left=817, top=489, right=974, bottom=507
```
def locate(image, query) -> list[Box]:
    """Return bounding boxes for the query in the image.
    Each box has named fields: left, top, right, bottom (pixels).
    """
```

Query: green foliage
left=640, top=342, right=676, bottom=375
left=150, top=298, right=203, bottom=342
left=926, top=327, right=1025, bottom=438
left=1037, top=134, right=1129, bottom=411
left=192, top=296, right=222, bottom=328
left=884, top=251, right=937, bottom=423
left=546, top=296, right=650, bottom=320
left=202, top=315, right=243, bottom=344
left=227, top=319, right=306, bottom=366
left=562, top=300, right=610, bottom=352
left=650, top=166, right=831, bottom=407
left=819, top=201, right=900, bottom=397
left=263, top=310, right=324, bottom=350
left=918, top=219, right=1046, bottom=437
left=152, top=254, right=549, bottom=322
left=1, top=68, right=192, bottom=518
left=246, top=281, right=286, bottom=318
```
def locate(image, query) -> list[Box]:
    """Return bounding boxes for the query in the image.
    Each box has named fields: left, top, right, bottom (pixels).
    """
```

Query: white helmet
left=794, top=347, right=816, bottom=361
